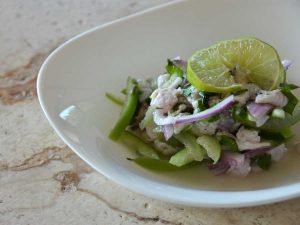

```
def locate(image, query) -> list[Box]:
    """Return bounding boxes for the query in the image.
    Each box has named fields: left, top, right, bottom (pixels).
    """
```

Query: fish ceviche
left=107, top=37, right=300, bottom=176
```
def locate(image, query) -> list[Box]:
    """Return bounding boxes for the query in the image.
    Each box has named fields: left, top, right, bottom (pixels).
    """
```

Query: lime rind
left=187, top=37, right=284, bottom=93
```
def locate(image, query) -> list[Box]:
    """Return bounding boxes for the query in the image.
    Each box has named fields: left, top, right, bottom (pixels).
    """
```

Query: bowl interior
left=38, top=0, right=300, bottom=206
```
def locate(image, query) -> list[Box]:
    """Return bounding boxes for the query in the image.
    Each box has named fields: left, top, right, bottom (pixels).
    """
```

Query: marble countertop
left=1, top=0, right=300, bottom=224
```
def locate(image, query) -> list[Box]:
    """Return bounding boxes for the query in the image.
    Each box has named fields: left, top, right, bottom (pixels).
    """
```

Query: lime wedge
left=197, top=135, right=221, bottom=164
left=187, top=37, right=285, bottom=93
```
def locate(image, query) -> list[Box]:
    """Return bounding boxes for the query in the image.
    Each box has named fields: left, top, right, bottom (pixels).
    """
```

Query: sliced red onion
left=208, top=152, right=251, bottom=176
left=208, top=161, right=230, bottom=175
left=176, top=95, right=235, bottom=125
left=154, top=95, right=235, bottom=126
left=244, top=146, right=272, bottom=159
left=244, top=144, right=287, bottom=161
left=162, top=125, right=174, bottom=141
left=282, top=59, right=292, bottom=71
left=247, top=102, right=273, bottom=127
left=247, top=102, right=273, bottom=119
left=210, top=145, right=287, bottom=176
left=229, top=156, right=251, bottom=176
left=255, top=115, right=270, bottom=127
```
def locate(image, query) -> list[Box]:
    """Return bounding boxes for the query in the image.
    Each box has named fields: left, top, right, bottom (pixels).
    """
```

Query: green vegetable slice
left=120, top=131, right=160, bottom=159
left=174, top=132, right=205, bottom=161
left=198, top=91, right=209, bottom=111
left=161, top=74, right=181, bottom=89
left=259, top=131, right=286, bottom=146
left=165, top=59, right=184, bottom=77
left=139, top=107, right=154, bottom=130
left=232, top=105, right=256, bottom=127
left=261, top=106, right=300, bottom=132
left=271, top=108, right=285, bottom=119
left=280, top=127, right=293, bottom=139
left=109, top=77, right=140, bottom=140
left=280, top=83, right=299, bottom=114
left=105, top=92, right=124, bottom=106
left=129, top=157, right=197, bottom=171
left=253, top=154, right=272, bottom=170
left=169, top=148, right=194, bottom=167
left=218, top=135, right=238, bottom=152
left=129, top=157, right=179, bottom=171
left=197, top=135, right=221, bottom=164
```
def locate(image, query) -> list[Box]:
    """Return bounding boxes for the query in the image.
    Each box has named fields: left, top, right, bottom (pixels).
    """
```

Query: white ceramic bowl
left=37, top=0, right=300, bottom=207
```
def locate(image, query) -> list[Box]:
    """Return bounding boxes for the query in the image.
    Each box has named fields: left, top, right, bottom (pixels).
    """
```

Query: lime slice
left=187, top=37, right=285, bottom=93
left=197, top=135, right=221, bottom=164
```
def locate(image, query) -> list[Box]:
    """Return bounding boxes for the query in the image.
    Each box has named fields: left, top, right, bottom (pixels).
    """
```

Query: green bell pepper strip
left=253, top=154, right=272, bottom=170
left=233, top=104, right=300, bottom=134
left=232, top=105, right=256, bottom=128
left=218, top=135, right=238, bottom=152
left=198, top=91, right=209, bottom=111
left=120, top=131, right=160, bottom=159
left=280, top=83, right=299, bottom=114
left=109, top=77, right=140, bottom=140
left=105, top=92, right=124, bottom=106
left=259, top=131, right=286, bottom=146
left=280, top=127, right=293, bottom=139
left=129, top=157, right=180, bottom=171
left=261, top=106, right=300, bottom=132
left=129, top=156, right=197, bottom=171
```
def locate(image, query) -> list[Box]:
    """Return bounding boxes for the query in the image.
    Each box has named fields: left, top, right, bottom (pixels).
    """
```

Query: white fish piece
left=150, top=88, right=181, bottom=113
left=234, top=83, right=261, bottom=106
left=152, top=110, right=176, bottom=126
left=153, top=140, right=178, bottom=155
left=228, top=157, right=251, bottom=177
left=219, top=152, right=251, bottom=176
left=137, top=79, right=154, bottom=102
left=168, top=76, right=183, bottom=89
left=157, top=74, right=170, bottom=88
left=236, top=126, right=260, bottom=143
left=187, top=88, right=201, bottom=113
left=237, top=141, right=271, bottom=151
left=255, top=90, right=288, bottom=107
left=269, top=144, right=287, bottom=161
left=192, top=120, right=219, bottom=135
left=236, top=126, right=270, bottom=150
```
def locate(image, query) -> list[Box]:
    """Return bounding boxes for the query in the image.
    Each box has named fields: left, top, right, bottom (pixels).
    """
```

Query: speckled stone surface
left=1, top=1, right=300, bottom=224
